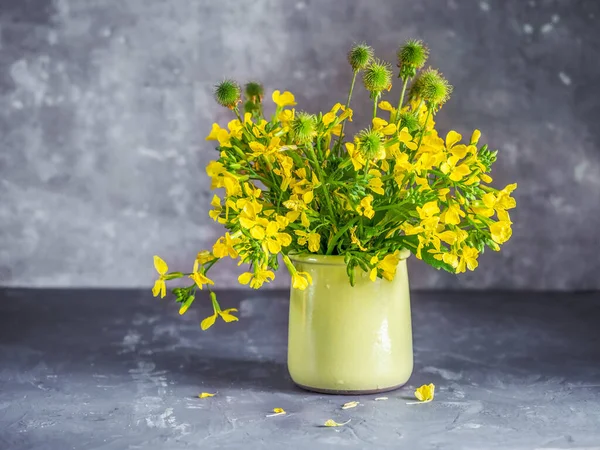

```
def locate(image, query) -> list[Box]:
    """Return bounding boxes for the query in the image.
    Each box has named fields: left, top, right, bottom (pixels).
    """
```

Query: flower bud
left=245, top=81, right=264, bottom=100
left=409, top=68, right=452, bottom=107
left=214, top=80, right=241, bottom=109
left=347, top=43, right=374, bottom=71
left=397, top=39, right=429, bottom=79
left=357, top=128, right=384, bottom=160
left=398, top=111, right=420, bottom=133
left=291, top=112, right=317, bottom=144
left=362, top=59, right=393, bottom=97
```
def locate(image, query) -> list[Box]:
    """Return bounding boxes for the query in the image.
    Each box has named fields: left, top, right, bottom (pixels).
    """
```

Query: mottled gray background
left=0, top=0, right=599, bottom=290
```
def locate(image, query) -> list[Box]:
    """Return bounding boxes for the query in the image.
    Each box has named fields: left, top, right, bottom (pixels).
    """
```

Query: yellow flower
left=201, top=307, right=239, bottom=330
left=189, top=260, right=215, bottom=290
left=277, top=108, right=295, bottom=125
left=208, top=195, right=225, bottom=223
left=272, top=90, right=296, bottom=108
left=201, top=292, right=238, bottom=330
left=206, top=161, right=241, bottom=196
left=440, top=131, right=472, bottom=181
left=416, top=200, right=440, bottom=219
left=441, top=201, right=465, bottom=225
left=238, top=266, right=275, bottom=289
left=414, top=383, right=435, bottom=402
left=295, top=230, right=321, bottom=252
left=152, top=255, right=168, bottom=298
left=198, top=392, right=216, bottom=398
left=261, top=221, right=293, bottom=254
left=378, top=100, right=395, bottom=112
left=495, top=183, right=517, bottom=211
left=324, top=419, right=351, bottom=427
left=249, top=136, right=281, bottom=158
left=357, top=195, right=375, bottom=219
left=205, top=123, right=232, bottom=147
left=455, top=246, right=479, bottom=273
left=372, top=117, right=397, bottom=135
left=489, top=220, right=512, bottom=244
left=196, top=250, right=215, bottom=265
left=398, top=127, right=417, bottom=150
left=291, top=271, right=313, bottom=290
left=370, top=251, right=401, bottom=281
left=471, top=129, right=481, bottom=145
left=213, top=233, right=240, bottom=259
left=345, top=142, right=365, bottom=171
left=367, top=170, right=385, bottom=195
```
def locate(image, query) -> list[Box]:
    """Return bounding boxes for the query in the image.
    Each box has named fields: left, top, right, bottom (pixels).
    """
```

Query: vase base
left=293, top=381, right=406, bottom=395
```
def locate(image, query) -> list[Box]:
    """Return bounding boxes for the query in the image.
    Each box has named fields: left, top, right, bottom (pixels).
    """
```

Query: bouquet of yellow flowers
left=152, top=40, right=516, bottom=330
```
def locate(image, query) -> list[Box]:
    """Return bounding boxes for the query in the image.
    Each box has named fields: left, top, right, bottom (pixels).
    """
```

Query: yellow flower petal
left=200, top=313, right=217, bottom=331
left=445, top=130, right=462, bottom=149
left=219, top=310, right=239, bottom=323
left=414, top=383, right=435, bottom=402
left=378, top=100, right=394, bottom=112
left=341, top=401, right=359, bottom=410
left=152, top=280, right=166, bottom=298
left=198, top=392, right=216, bottom=398
left=238, top=272, right=253, bottom=285
left=266, top=407, right=287, bottom=417
left=272, top=90, right=296, bottom=108
left=324, top=419, right=351, bottom=427
left=153, top=255, right=168, bottom=275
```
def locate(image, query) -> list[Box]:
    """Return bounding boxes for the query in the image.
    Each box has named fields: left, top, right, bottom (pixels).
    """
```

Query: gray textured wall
left=1, top=0, right=599, bottom=290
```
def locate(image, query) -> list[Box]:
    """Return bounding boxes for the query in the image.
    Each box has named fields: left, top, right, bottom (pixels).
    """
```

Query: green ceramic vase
left=287, top=250, right=413, bottom=394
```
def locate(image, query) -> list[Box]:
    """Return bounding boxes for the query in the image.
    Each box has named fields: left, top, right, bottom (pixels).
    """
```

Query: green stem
left=233, top=107, right=243, bottom=123
left=334, top=70, right=358, bottom=156
left=306, top=144, right=338, bottom=228
left=326, top=217, right=359, bottom=255
left=395, top=78, right=409, bottom=123
left=372, top=94, right=379, bottom=119
left=414, top=107, right=432, bottom=154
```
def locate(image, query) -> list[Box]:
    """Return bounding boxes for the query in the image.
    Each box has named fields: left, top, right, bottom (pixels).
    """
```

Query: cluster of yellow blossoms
left=152, top=40, right=516, bottom=329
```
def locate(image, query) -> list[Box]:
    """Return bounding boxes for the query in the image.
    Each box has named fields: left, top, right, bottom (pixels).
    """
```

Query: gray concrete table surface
left=0, top=288, right=599, bottom=450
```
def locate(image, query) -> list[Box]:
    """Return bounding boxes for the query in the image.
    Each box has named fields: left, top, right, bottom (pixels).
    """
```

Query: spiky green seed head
left=244, top=100, right=259, bottom=115
left=362, top=59, right=393, bottom=95
left=398, top=112, right=420, bottom=133
left=357, top=128, right=384, bottom=159
left=347, top=43, right=374, bottom=71
left=214, top=80, right=241, bottom=109
left=245, top=81, right=264, bottom=99
left=397, top=39, right=429, bottom=70
left=419, top=68, right=453, bottom=107
left=291, top=112, right=317, bottom=144
left=409, top=68, right=453, bottom=107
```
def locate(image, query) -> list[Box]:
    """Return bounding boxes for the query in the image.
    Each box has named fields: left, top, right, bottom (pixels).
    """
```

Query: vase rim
left=289, top=248, right=411, bottom=266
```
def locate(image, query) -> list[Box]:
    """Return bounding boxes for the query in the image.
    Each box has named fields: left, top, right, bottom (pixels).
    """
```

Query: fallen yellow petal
left=324, top=419, right=351, bottom=427
left=341, top=401, right=359, bottom=410
left=409, top=383, right=435, bottom=404
left=198, top=392, right=216, bottom=398
left=374, top=397, right=388, bottom=401
left=266, top=407, right=286, bottom=417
